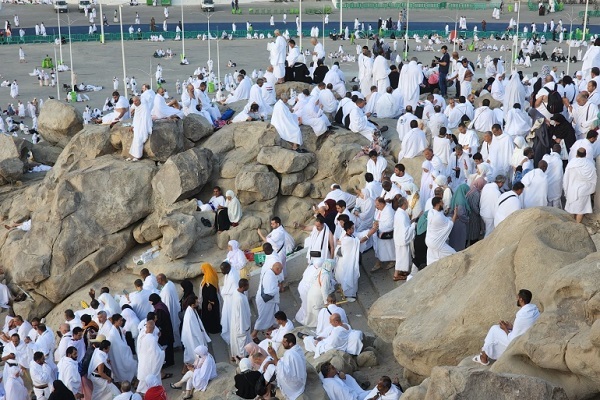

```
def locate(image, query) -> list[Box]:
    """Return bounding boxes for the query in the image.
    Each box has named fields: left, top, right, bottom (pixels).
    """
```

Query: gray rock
left=183, top=113, right=214, bottom=142
left=30, top=142, right=62, bottom=166
left=357, top=350, right=378, bottom=367
left=159, top=212, right=199, bottom=260
left=257, top=146, right=316, bottom=174
left=152, top=147, right=213, bottom=205
left=234, top=164, right=279, bottom=204
left=0, top=136, right=30, bottom=184
left=37, top=100, right=84, bottom=147
left=0, top=158, right=25, bottom=183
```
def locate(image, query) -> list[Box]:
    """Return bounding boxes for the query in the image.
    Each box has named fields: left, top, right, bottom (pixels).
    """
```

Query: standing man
left=57, top=346, right=82, bottom=398
left=367, top=197, right=396, bottom=271
left=436, top=45, right=451, bottom=97
left=271, top=30, right=287, bottom=83
left=393, top=197, right=416, bottom=281
left=426, top=197, right=458, bottom=265
left=149, top=293, right=175, bottom=368
left=229, top=279, right=251, bottom=362
left=252, top=263, right=283, bottom=341
left=258, top=216, right=289, bottom=273
left=140, top=268, right=158, bottom=292
left=157, top=273, right=181, bottom=348
left=563, top=148, right=597, bottom=223
left=136, top=320, right=165, bottom=394
left=220, top=261, right=240, bottom=345
left=30, top=352, right=53, bottom=400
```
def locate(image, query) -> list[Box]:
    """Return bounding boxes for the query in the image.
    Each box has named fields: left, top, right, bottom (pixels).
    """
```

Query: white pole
left=299, top=0, right=302, bottom=51
left=582, top=0, right=589, bottom=42
left=119, top=6, right=127, bottom=99
left=453, top=15, right=458, bottom=53
left=339, top=0, right=342, bottom=33
left=567, top=12, right=573, bottom=74
left=405, top=0, right=409, bottom=61
left=150, top=59, right=152, bottom=90
left=217, top=38, right=220, bottom=88
left=181, top=0, right=185, bottom=60
left=513, top=0, right=520, bottom=71
left=99, top=0, right=104, bottom=44
left=54, top=46, right=60, bottom=100
left=208, top=14, right=211, bottom=64
left=68, top=19, right=74, bottom=90
left=57, top=12, right=63, bottom=63
left=322, top=6, right=325, bottom=52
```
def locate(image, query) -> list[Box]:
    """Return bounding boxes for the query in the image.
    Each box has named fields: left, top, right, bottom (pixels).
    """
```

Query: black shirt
left=235, top=371, right=262, bottom=399
left=389, top=71, right=400, bottom=89
left=439, top=52, right=450, bottom=74
left=313, top=65, right=329, bottom=84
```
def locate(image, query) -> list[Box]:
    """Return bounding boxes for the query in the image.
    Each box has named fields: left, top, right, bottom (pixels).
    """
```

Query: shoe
left=297, top=332, right=307, bottom=339
left=170, top=383, right=182, bottom=390
left=379, top=126, right=389, bottom=133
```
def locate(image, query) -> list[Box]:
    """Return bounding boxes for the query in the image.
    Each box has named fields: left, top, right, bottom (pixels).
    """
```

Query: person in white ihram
left=473, top=289, right=540, bottom=365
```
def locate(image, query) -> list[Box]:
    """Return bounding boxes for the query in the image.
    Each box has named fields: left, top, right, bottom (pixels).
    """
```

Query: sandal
left=385, top=262, right=395, bottom=270
left=162, top=373, right=173, bottom=379
left=370, top=265, right=382, bottom=273
left=393, top=275, right=407, bottom=281
left=170, top=383, right=182, bottom=390
left=472, top=354, right=489, bottom=366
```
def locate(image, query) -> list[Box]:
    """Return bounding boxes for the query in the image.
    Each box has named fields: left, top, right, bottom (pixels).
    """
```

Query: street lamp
left=53, top=45, right=60, bottom=100
left=119, top=5, right=127, bottom=98
left=56, top=11, right=63, bottom=64
left=99, top=0, right=105, bottom=43
left=299, top=0, right=302, bottom=51
left=405, top=0, right=410, bottom=61
left=582, top=0, right=589, bottom=42
left=181, top=0, right=185, bottom=62
left=339, top=0, right=343, bottom=34
left=199, top=10, right=218, bottom=71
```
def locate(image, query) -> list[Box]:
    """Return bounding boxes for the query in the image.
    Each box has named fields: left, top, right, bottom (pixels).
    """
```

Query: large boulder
left=37, top=100, right=84, bottom=147
left=257, top=146, right=316, bottom=174
left=368, top=208, right=596, bottom=379
left=275, top=81, right=313, bottom=100
left=183, top=113, right=214, bottom=142
left=151, top=147, right=213, bottom=205
left=0, top=136, right=30, bottom=184
left=234, top=164, right=279, bottom=204
left=113, top=119, right=185, bottom=162
left=489, top=251, right=600, bottom=399
left=403, top=366, right=568, bottom=400
left=30, top=142, right=63, bottom=166
left=159, top=212, right=198, bottom=260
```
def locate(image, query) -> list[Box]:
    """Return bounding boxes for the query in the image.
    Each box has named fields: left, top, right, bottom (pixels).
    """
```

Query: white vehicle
left=201, top=0, right=214, bottom=12
left=54, top=0, right=68, bottom=12
left=78, top=0, right=90, bottom=12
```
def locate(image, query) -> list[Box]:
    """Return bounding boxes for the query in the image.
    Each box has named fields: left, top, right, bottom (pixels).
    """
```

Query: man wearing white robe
left=303, top=260, right=335, bottom=327
left=259, top=311, right=294, bottom=353
left=287, top=40, right=301, bottom=67
left=542, top=145, right=564, bottom=208
left=54, top=323, right=72, bottom=362
left=366, top=151, right=387, bottom=182
left=220, top=262, right=240, bottom=345
left=521, top=161, right=548, bottom=208
left=398, top=120, right=427, bottom=160
left=224, top=73, right=252, bottom=104
left=393, top=198, right=416, bottom=280
left=569, top=93, right=599, bottom=140
left=229, top=279, right=251, bottom=360
left=96, top=289, right=121, bottom=317
left=489, top=125, right=515, bottom=181
left=396, top=108, right=418, bottom=142
left=266, top=334, right=306, bottom=400
left=127, top=279, right=153, bottom=321
left=271, top=30, right=287, bottom=81
left=504, top=104, right=531, bottom=137
left=101, top=91, right=129, bottom=124
left=271, top=99, right=302, bottom=150
left=320, top=362, right=370, bottom=400
left=469, top=100, right=497, bottom=132
left=262, top=66, right=277, bottom=105
left=335, top=222, right=361, bottom=298
left=180, top=302, right=211, bottom=365
left=316, top=296, right=348, bottom=338
left=362, top=376, right=402, bottom=400
left=364, top=89, right=380, bottom=116
left=494, top=182, right=524, bottom=227
left=58, top=347, right=81, bottom=397
left=429, top=107, right=448, bottom=138
left=323, top=65, right=347, bottom=98
left=2, top=334, right=31, bottom=384
left=475, top=289, right=540, bottom=365
left=151, top=87, right=184, bottom=119
left=296, top=93, right=330, bottom=136
left=372, top=53, right=391, bottom=94
left=358, top=49, right=374, bottom=97
left=32, top=324, right=57, bottom=378
left=582, top=40, right=600, bottom=82
left=198, top=82, right=222, bottom=121
left=30, top=352, right=53, bottom=400
left=136, top=320, right=165, bottom=393
left=367, top=198, right=396, bottom=270
left=253, top=263, right=283, bottom=337
left=141, top=268, right=158, bottom=292
left=105, top=315, right=137, bottom=383
left=426, top=198, right=458, bottom=266
left=349, top=97, right=381, bottom=140
left=373, top=87, right=399, bottom=118
left=304, top=314, right=350, bottom=358
left=157, top=273, right=181, bottom=348
left=448, top=145, right=474, bottom=190
left=295, top=261, right=322, bottom=323
left=399, top=58, right=422, bottom=109
left=568, top=131, right=597, bottom=161
left=563, top=148, right=597, bottom=223
left=319, top=83, right=339, bottom=113
left=129, top=94, right=153, bottom=161
left=446, top=98, right=474, bottom=129
left=432, top=131, right=452, bottom=170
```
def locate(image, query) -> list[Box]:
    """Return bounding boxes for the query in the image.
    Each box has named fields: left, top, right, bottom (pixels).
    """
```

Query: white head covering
left=239, top=358, right=253, bottom=372
left=227, top=240, right=247, bottom=272
left=225, top=190, right=242, bottom=223
left=434, top=175, right=447, bottom=187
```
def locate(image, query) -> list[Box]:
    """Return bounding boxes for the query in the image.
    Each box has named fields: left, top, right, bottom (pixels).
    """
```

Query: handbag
left=559, top=139, right=568, bottom=161
left=309, top=229, right=327, bottom=258
left=379, top=231, right=394, bottom=240
left=260, top=283, right=274, bottom=303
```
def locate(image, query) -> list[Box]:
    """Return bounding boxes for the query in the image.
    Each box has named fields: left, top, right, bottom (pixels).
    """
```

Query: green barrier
left=161, top=0, right=171, bottom=5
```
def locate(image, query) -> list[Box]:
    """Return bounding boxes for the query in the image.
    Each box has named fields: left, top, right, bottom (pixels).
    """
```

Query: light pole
left=119, top=5, right=127, bottom=99
left=53, top=45, right=60, bottom=100
left=181, top=0, right=185, bottom=62
left=444, top=14, right=459, bottom=53
left=299, top=0, right=302, bottom=51
left=57, top=11, right=63, bottom=63
left=339, top=0, right=343, bottom=34
left=67, top=15, right=75, bottom=92
left=99, top=0, right=104, bottom=43
left=511, top=0, right=521, bottom=71
left=405, top=0, right=410, bottom=61
left=582, top=0, right=589, bottom=42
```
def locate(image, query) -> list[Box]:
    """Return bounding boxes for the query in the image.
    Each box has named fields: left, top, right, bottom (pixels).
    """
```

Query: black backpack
left=546, top=83, right=564, bottom=114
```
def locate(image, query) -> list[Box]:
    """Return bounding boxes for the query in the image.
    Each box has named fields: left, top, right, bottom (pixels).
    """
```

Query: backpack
left=546, top=84, right=564, bottom=114
left=221, top=108, right=235, bottom=120
left=428, top=73, right=439, bottom=85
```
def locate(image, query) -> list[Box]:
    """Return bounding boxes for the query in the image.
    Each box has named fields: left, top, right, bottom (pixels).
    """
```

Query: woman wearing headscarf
left=321, top=198, right=338, bottom=233
left=448, top=184, right=471, bottom=251
left=235, top=357, right=262, bottom=399
left=48, top=380, right=76, bottom=400
left=216, top=190, right=242, bottom=232
left=171, top=345, right=217, bottom=399
left=433, top=174, right=453, bottom=214
left=180, top=279, right=196, bottom=310
left=503, top=71, right=527, bottom=117
left=549, top=113, right=576, bottom=165
left=413, top=211, right=429, bottom=270
left=466, top=177, right=486, bottom=246
left=200, top=263, right=221, bottom=334
left=420, top=160, right=435, bottom=205
left=227, top=240, right=248, bottom=278
left=144, top=374, right=168, bottom=400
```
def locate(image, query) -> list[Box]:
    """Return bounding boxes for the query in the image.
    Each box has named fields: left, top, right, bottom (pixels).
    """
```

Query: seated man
left=95, top=91, right=129, bottom=126
left=320, top=361, right=370, bottom=400
left=197, top=186, right=226, bottom=213
left=473, top=289, right=540, bottom=365
left=259, top=311, right=294, bottom=353
left=316, top=295, right=348, bottom=338
left=302, top=313, right=350, bottom=358
left=363, top=376, right=402, bottom=400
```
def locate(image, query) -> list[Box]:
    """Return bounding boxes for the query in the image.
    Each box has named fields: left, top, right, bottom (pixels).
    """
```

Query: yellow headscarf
left=200, top=263, right=219, bottom=288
